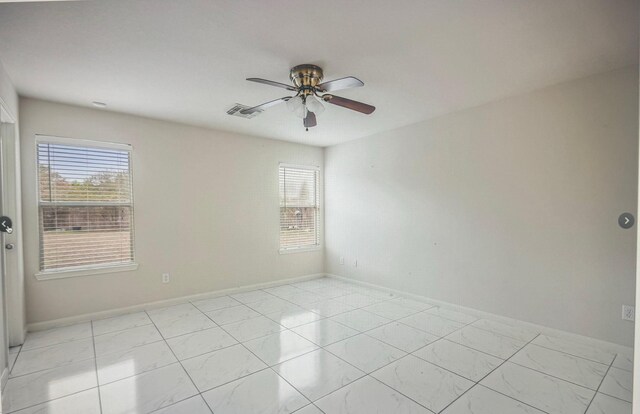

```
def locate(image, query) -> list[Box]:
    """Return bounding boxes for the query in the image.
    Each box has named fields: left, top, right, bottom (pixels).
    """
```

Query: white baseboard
left=27, top=273, right=325, bottom=333
left=25, top=271, right=634, bottom=358
left=326, top=273, right=634, bottom=357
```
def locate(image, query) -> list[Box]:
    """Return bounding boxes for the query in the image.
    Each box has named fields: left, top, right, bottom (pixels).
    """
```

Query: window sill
left=35, top=263, right=139, bottom=281
left=279, top=246, right=322, bottom=255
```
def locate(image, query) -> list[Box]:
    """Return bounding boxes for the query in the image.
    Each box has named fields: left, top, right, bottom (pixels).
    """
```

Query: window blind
left=37, top=140, right=135, bottom=271
left=279, top=164, right=320, bottom=250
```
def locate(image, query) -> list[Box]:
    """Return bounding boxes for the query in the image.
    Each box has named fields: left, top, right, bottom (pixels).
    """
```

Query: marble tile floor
left=2, top=277, right=633, bottom=414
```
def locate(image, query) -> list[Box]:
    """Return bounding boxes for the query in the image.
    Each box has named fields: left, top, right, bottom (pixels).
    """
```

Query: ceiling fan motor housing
left=290, top=64, right=324, bottom=94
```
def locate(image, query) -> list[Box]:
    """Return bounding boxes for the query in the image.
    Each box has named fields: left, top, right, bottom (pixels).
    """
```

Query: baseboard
left=326, top=273, right=634, bottom=357
left=26, top=271, right=634, bottom=357
left=27, top=273, right=325, bottom=333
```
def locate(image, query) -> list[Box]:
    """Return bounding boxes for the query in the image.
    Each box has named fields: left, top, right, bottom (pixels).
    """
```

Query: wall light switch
left=340, top=257, right=344, bottom=265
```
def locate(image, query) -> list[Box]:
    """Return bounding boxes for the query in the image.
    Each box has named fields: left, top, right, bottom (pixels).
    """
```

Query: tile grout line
left=92, top=320, right=154, bottom=338
left=402, top=314, right=623, bottom=414
left=473, top=333, right=554, bottom=412
left=194, top=299, right=315, bottom=410
left=142, top=309, right=213, bottom=413
left=247, top=351, right=315, bottom=409
left=198, top=307, right=316, bottom=411
left=506, top=359, right=609, bottom=393
left=89, top=321, right=104, bottom=414
left=5, top=334, right=101, bottom=412
left=13, top=327, right=94, bottom=353
left=425, top=327, right=621, bottom=405
left=469, top=384, right=553, bottom=414
left=216, top=282, right=426, bottom=350
left=196, top=284, right=424, bottom=409
left=467, top=330, right=613, bottom=414
left=583, top=354, right=617, bottom=413
left=290, top=403, right=324, bottom=413
left=170, top=310, right=345, bottom=414
left=408, top=335, right=505, bottom=371
left=7, top=343, right=97, bottom=380
left=327, top=279, right=630, bottom=361
left=499, top=335, right=623, bottom=412
left=402, top=322, right=503, bottom=382
left=590, top=387, right=633, bottom=404
left=7, top=343, right=24, bottom=378
left=435, top=333, right=547, bottom=414
left=63, top=338, right=174, bottom=388
left=6, top=349, right=18, bottom=375
left=517, top=339, right=615, bottom=365
left=8, top=320, right=179, bottom=382
left=315, top=348, right=433, bottom=412
left=349, top=316, right=486, bottom=413
left=289, top=306, right=484, bottom=413
left=524, top=341, right=615, bottom=366
left=466, top=320, right=537, bottom=342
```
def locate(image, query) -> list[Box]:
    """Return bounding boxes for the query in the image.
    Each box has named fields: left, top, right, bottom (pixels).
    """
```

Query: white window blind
left=37, top=138, right=135, bottom=272
left=279, top=164, right=320, bottom=251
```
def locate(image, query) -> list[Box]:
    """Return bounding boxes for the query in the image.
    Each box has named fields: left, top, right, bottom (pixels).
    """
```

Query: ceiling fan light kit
left=234, top=64, right=375, bottom=131
left=305, top=95, right=325, bottom=115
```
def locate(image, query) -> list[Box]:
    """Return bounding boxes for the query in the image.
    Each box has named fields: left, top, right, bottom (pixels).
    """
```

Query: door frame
left=634, top=87, right=639, bottom=413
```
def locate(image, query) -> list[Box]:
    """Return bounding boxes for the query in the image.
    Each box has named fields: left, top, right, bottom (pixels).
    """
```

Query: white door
left=0, top=102, right=24, bottom=353
left=0, top=104, right=12, bottom=389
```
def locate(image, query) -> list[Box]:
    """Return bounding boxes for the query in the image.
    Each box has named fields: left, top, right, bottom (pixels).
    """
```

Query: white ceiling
left=0, top=0, right=637, bottom=146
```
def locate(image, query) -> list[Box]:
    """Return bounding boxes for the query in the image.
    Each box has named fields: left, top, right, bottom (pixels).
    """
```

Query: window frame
left=278, top=162, right=321, bottom=254
left=34, top=135, right=138, bottom=280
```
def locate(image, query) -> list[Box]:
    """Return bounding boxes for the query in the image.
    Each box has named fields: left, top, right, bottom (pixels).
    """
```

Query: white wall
left=325, top=66, right=638, bottom=346
left=20, top=98, right=323, bottom=324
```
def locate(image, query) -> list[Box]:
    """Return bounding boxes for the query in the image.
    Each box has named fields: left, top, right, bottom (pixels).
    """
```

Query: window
left=36, top=136, right=135, bottom=276
left=279, top=164, right=320, bottom=252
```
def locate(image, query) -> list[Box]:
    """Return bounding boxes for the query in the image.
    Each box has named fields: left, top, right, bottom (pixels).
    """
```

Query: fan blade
left=304, top=111, right=317, bottom=128
left=322, top=94, right=375, bottom=114
left=240, top=97, right=291, bottom=115
left=317, top=76, right=364, bottom=92
left=247, top=78, right=296, bottom=91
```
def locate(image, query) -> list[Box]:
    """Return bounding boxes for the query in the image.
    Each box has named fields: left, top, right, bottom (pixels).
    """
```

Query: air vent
left=227, top=104, right=261, bottom=119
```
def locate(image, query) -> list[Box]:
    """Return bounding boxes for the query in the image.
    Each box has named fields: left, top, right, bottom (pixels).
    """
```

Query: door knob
left=5, top=243, right=13, bottom=250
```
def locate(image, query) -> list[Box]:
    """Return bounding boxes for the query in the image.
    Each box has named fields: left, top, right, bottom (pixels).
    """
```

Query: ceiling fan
left=233, top=64, right=375, bottom=130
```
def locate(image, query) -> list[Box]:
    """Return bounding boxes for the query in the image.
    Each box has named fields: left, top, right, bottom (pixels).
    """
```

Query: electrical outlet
left=622, top=305, right=635, bottom=321
left=340, top=256, right=344, bottom=265
left=162, top=273, right=170, bottom=284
